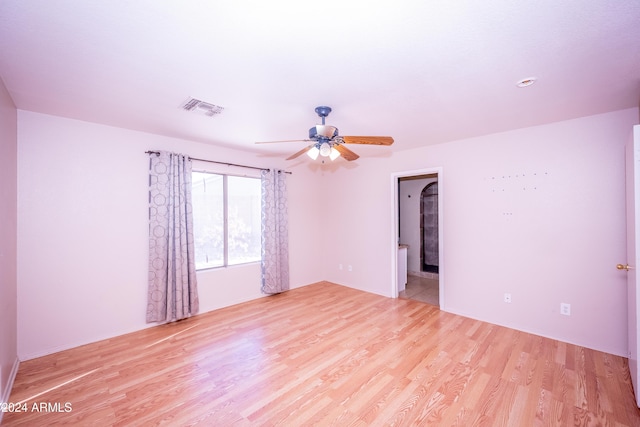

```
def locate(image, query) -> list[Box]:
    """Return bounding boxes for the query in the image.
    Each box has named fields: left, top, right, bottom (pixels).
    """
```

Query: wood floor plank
left=3, top=281, right=640, bottom=426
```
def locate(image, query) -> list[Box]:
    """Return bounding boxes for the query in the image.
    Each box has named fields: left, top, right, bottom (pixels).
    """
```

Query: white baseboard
left=0, top=357, right=20, bottom=424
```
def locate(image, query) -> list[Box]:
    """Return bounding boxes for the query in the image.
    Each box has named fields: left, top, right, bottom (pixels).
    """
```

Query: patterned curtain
left=261, top=169, right=290, bottom=294
left=147, top=151, right=199, bottom=323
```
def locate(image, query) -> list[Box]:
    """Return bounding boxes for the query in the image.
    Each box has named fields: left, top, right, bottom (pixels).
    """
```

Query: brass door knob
left=617, top=264, right=633, bottom=271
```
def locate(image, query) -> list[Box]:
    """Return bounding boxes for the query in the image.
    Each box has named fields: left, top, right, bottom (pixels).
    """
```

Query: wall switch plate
left=504, top=293, right=512, bottom=303
left=348, top=265, right=353, bottom=272
left=339, top=264, right=343, bottom=270
left=560, top=303, right=571, bottom=316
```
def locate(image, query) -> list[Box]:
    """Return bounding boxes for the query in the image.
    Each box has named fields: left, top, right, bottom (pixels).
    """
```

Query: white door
left=625, top=125, right=640, bottom=407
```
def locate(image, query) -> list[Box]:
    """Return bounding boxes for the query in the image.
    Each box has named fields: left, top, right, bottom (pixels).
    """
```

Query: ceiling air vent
left=180, top=97, right=224, bottom=117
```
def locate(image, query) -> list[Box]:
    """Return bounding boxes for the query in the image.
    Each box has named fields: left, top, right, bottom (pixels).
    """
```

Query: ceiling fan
left=255, top=106, right=394, bottom=161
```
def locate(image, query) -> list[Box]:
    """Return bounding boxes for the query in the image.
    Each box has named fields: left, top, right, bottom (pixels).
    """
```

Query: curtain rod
left=145, top=151, right=292, bottom=174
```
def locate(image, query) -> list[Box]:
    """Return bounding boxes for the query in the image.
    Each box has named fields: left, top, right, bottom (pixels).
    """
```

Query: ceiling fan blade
left=334, top=144, right=360, bottom=161
left=255, top=139, right=312, bottom=144
left=341, top=136, right=394, bottom=146
left=286, top=144, right=315, bottom=160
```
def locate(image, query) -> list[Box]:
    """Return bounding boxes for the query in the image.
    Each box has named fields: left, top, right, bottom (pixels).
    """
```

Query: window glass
left=227, top=176, right=262, bottom=265
left=192, top=172, right=261, bottom=270
left=192, top=172, right=224, bottom=269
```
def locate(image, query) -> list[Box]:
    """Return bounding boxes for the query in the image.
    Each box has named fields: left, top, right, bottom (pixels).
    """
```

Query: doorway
left=391, top=168, right=443, bottom=308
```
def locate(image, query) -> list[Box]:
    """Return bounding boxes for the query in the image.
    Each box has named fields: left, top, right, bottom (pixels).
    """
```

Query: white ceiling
left=1, top=1, right=639, bottom=158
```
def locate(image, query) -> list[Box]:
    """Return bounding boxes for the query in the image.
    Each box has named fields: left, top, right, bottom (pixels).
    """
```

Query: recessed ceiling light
left=516, top=77, right=537, bottom=88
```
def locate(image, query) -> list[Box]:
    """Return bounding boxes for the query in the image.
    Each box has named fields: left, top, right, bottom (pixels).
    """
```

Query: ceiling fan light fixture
left=319, top=142, right=332, bottom=157
left=307, top=146, right=320, bottom=160
left=329, top=147, right=341, bottom=161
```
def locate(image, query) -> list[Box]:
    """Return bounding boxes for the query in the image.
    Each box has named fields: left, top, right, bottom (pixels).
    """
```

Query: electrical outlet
left=339, top=264, right=343, bottom=270
left=560, top=303, right=571, bottom=316
left=504, top=293, right=512, bottom=303
left=348, top=265, right=353, bottom=272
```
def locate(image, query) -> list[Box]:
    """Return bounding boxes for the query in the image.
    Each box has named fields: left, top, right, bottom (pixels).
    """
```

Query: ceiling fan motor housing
left=309, top=125, right=338, bottom=140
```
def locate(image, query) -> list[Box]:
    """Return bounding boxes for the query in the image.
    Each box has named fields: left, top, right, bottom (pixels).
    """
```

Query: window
left=192, top=171, right=262, bottom=270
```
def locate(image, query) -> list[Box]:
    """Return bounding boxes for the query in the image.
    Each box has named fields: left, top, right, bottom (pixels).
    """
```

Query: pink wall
left=15, top=107, right=639, bottom=360
left=321, top=108, right=638, bottom=356
left=16, top=111, right=325, bottom=359
left=0, top=78, right=18, bottom=405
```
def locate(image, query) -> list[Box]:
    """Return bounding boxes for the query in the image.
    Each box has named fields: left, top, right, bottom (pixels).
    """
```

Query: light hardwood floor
left=399, top=275, right=439, bottom=306
left=4, top=281, right=640, bottom=426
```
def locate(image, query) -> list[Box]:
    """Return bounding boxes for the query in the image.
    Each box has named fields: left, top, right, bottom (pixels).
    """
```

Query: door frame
left=390, top=167, right=444, bottom=308
left=626, top=125, right=640, bottom=407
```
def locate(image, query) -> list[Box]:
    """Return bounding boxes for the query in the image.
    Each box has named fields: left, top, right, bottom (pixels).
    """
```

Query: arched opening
left=420, top=182, right=439, bottom=274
